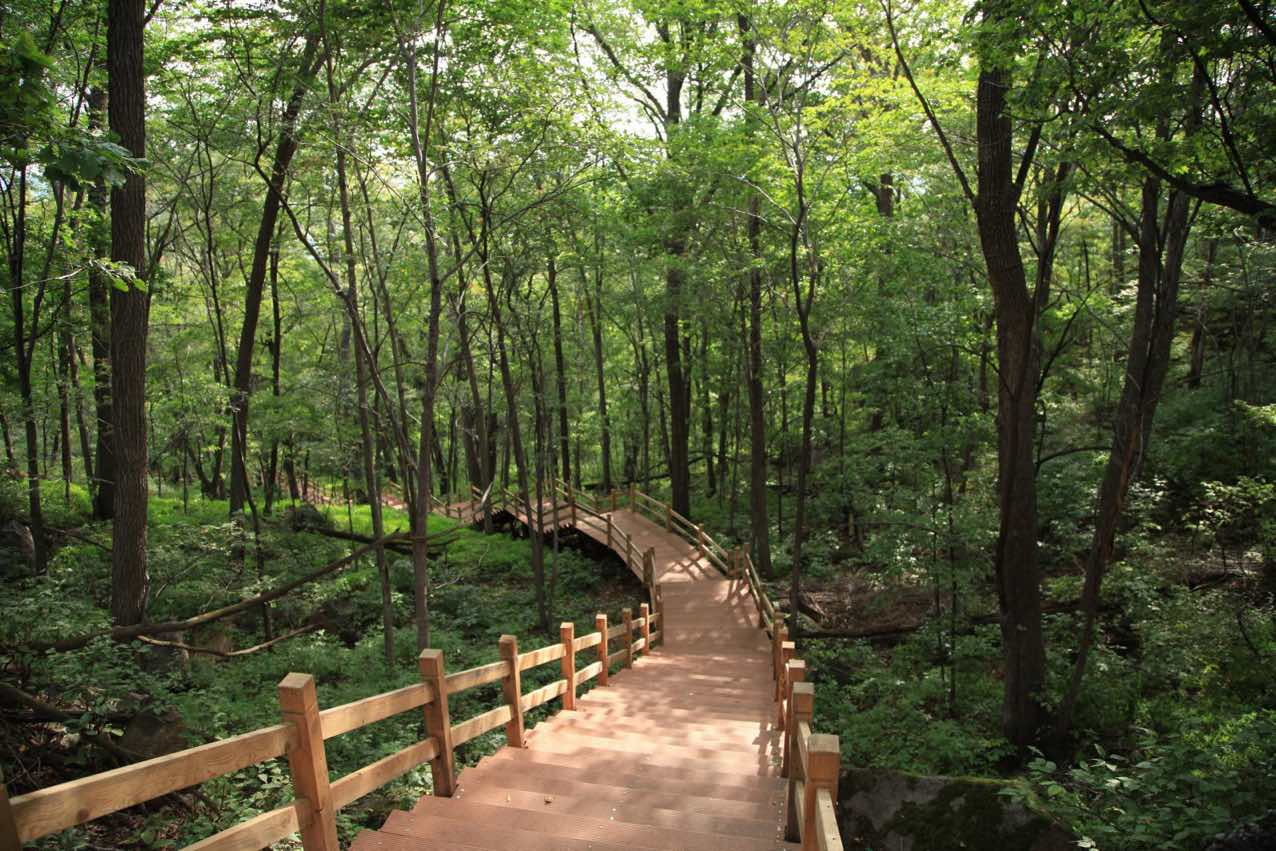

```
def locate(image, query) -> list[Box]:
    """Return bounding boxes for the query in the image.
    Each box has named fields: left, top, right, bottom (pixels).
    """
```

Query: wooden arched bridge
left=1, top=484, right=844, bottom=851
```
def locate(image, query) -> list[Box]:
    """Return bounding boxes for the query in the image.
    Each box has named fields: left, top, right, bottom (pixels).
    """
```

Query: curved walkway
left=352, top=502, right=794, bottom=850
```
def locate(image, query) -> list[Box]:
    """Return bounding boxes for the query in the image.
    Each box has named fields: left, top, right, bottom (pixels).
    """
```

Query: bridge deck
left=351, top=504, right=795, bottom=850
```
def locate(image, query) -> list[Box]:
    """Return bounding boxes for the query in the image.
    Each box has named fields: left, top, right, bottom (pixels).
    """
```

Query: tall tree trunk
left=228, top=35, right=319, bottom=515
left=663, top=65, right=692, bottom=519
left=263, top=237, right=283, bottom=514
left=547, top=246, right=571, bottom=486
left=87, top=87, right=115, bottom=520
left=108, top=0, right=149, bottom=626
left=336, top=140, right=394, bottom=664
left=739, top=14, right=772, bottom=577
left=974, top=62, right=1047, bottom=748
left=401, top=8, right=448, bottom=651
left=1055, top=69, right=1203, bottom=737
left=585, top=256, right=612, bottom=492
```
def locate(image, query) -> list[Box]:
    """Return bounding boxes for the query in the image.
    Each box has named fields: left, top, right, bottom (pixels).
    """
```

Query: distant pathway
left=352, top=496, right=794, bottom=849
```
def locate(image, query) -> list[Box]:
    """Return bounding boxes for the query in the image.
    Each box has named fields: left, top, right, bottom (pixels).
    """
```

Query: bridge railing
left=0, top=604, right=662, bottom=850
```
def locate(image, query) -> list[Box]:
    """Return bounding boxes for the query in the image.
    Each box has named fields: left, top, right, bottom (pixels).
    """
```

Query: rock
left=1203, top=811, right=1276, bottom=851
left=839, top=767, right=1076, bottom=851
left=284, top=502, right=333, bottom=532
left=137, top=630, right=190, bottom=674
left=120, top=708, right=189, bottom=758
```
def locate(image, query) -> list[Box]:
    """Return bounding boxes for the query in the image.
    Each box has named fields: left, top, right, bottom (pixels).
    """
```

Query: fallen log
left=17, top=531, right=412, bottom=654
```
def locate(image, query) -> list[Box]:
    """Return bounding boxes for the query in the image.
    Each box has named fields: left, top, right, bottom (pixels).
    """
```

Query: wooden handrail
left=1, top=598, right=661, bottom=850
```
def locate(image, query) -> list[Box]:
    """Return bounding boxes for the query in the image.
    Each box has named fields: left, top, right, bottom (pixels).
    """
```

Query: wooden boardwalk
left=351, top=500, right=797, bottom=850
left=2, top=484, right=842, bottom=851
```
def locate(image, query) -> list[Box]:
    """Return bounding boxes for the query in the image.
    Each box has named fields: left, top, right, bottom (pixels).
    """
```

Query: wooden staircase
left=1, top=483, right=843, bottom=851
left=350, top=579, right=796, bottom=851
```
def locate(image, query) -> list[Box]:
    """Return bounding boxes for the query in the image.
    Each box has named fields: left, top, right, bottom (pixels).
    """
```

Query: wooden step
left=486, top=747, right=786, bottom=794
left=537, top=712, right=781, bottom=751
left=386, top=797, right=794, bottom=851
left=524, top=726, right=779, bottom=771
left=444, top=781, right=782, bottom=839
left=456, top=760, right=782, bottom=819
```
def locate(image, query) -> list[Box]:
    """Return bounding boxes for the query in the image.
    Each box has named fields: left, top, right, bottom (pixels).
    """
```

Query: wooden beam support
left=777, top=640, right=796, bottom=725
left=498, top=635, right=526, bottom=747
left=639, top=603, right=651, bottom=658
left=1, top=767, right=20, bottom=851
left=781, top=661, right=808, bottom=777
left=784, top=681, right=815, bottom=841
left=772, top=622, right=788, bottom=699
left=277, top=673, right=339, bottom=851
left=560, top=622, right=576, bottom=710
left=803, top=732, right=840, bottom=850
left=418, top=649, right=456, bottom=797
left=595, top=614, right=609, bottom=686
left=622, top=608, right=634, bottom=668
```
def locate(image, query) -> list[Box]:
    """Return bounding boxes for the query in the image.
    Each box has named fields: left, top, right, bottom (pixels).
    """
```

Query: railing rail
left=0, top=600, right=664, bottom=850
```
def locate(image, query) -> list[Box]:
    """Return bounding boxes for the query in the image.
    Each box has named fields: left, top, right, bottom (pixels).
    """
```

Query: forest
left=0, top=0, right=1274, bottom=847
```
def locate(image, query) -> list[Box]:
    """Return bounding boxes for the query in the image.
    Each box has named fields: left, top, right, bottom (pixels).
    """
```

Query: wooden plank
left=450, top=705, right=513, bottom=746
left=631, top=637, right=647, bottom=654
left=649, top=629, right=662, bottom=646
left=606, top=622, right=629, bottom=640
left=11, top=723, right=293, bottom=842
left=803, top=734, right=840, bottom=851
left=573, top=631, right=602, bottom=651
left=518, top=642, right=566, bottom=672
left=520, top=679, right=568, bottom=711
left=278, top=673, right=338, bottom=850
left=595, top=614, right=609, bottom=687
left=444, top=659, right=509, bottom=693
left=499, top=635, right=526, bottom=747
left=560, top=622, right=576, bottom=711
left=419, top=649, right=455, bottom=797
left=623, top=608, right=634, bottom=668
left=330, top=737, right=440, bottom=809
left=607, top=649, right=627, bottom=667
left=1, top=769, right=20, bottom=851
left=577, top=660, right=603, bottom=684
left=319, top=683, right=433, bottom=740
left=814, top=787, right=841, bottom=851
left=182, top=803, right=299, bottom=851
left=631, top=616, right=647, bottom=629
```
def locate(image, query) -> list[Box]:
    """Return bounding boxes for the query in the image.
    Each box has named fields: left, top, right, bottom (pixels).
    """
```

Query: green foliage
left=1014, top=713, right=1276, bottom=850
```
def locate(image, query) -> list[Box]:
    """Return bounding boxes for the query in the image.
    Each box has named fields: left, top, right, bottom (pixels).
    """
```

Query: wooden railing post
left=610, top=489, right=618, bottom=512
left=418, top=649, right=456, bottom=797
left=777, top=640, right=796, bottom=725
left=622, top=608, right=634, bottom=668
left=625, top=532, right=634, bottom=570
left=498, top=635, right=526, bottom=747
left=567, top=483, right=577, bottom=525
left=643, top=548, right=654, bottom=588
left=1, top=766, right=20, bottom=851
left=277, top=673, right=339, bottom=851
left=772, top=622, right=788, bottom=700
left=560, top=622, right=577, bottom=710
left=628, top=483, right=635, bottom=509
left=639, top=603, right=651, bottom=657
left=595, top=613, right=609, bottom=686
left=803, top=732, right=840, bottom=851
left=780, top=660, right=807, bottom=777
left=783, top=681, right=815, bottom=842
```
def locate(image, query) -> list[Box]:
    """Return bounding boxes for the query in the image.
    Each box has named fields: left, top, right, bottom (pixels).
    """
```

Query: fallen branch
left=136, top=623, right=320, bottom=658
left=18, top=531, right=411, bottom=654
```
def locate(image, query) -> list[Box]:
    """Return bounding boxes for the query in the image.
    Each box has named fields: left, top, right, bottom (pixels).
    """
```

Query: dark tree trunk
left=585, top=253, right=611, bottom=492
left=87, top=87, right=115, bottom=521
left=228, top=35, right=319, bottom=515
left=974, top=63, right=1047, bottom=748
left=108, top=0, right=149, bottom=626
left=548, top=248, right=571, bottom=485
left=664, top=66, right=692, bottom=519
left=739, top=13, right=772, bottom=578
